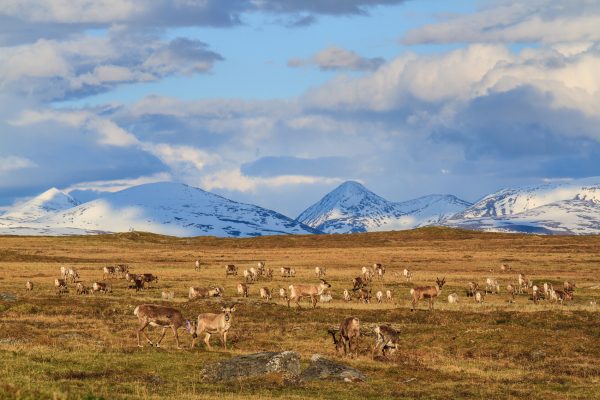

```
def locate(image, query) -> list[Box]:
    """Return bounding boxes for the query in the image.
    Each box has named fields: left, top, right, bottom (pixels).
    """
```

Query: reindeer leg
left=156, top=328, right=167, bottom=347
left=172, top=326, right=182, bottom=349
left=137, top=321, right=152, bottom=347
left=222, top=331, right=228, bottom=350
left=204, top=333, right=212, bottom=351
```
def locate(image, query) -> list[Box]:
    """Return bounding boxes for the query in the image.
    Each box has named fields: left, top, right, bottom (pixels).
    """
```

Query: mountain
left=297, top=181, right=471, bottom=233
left=446, top=178, right=600, bottom=234
left=0, top=182, right=318, bottom=237
left=2, top=188, right=79, bottom=221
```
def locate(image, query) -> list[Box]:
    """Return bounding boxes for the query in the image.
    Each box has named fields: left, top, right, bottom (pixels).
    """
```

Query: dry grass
left=0, top=228, right=599, bottom=399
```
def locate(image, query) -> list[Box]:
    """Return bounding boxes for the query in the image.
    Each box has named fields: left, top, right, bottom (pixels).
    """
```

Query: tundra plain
left=0, top=228, right=599, bottom=399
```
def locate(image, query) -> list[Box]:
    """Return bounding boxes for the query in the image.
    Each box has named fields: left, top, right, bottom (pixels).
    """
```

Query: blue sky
left=1, top=0, right=600, bottom=217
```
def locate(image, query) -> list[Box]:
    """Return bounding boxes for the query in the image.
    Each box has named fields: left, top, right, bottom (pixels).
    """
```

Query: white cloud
left=289, top=46, right=384, bottom=71
left=0, top=156, right=37, bottom=174
left=64, top=172, right=173, bottom=193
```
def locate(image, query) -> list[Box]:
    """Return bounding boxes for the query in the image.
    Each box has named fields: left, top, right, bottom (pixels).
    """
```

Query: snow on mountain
left=446, top=178, right=600, bottom=235
left=33, top=182, right=318, bottom=237
left=2, top=188, right=79, bottom=221
left=297, top=181, right=471, bottom=233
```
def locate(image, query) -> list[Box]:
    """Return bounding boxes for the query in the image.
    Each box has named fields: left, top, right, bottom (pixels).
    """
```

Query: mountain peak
left=2, top=187, right=79, bottom=221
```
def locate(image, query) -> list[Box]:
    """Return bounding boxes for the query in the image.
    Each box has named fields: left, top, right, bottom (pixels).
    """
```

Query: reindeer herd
left=21, top=259, right=592, bottom=359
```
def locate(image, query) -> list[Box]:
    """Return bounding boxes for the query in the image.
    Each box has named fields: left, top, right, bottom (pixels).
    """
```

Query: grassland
left=0, top=227, right=599, bottom=399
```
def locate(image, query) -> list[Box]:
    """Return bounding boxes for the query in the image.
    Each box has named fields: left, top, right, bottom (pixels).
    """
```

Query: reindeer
left=76, top=282, right=89, bottom=295
left=287, top=279, right=331, bottom=308
left=386, top=290, right=393, bottom=302
left=357, top=288, right=371, bottom=303
left=506, top=284, right=516, bottom=302
left=103, top=266, right=116, bottom=280
left=279, top=287, right=288, bottom=301
left=65, top=268, right=79, bottom=284
left=60, top=266, right=67, bottom=280
left=543, top=282, right=550, bottom=298
left=410, top=277, right=446, bottom=311
left=475, top=291, right=485, bottom=304
left=280, top=267, right=295, bottom=278
left=373, top=325, right=399, bottom=357
left=191, top=305, right=236, bottom=350
left=467, top=281, right=479, bottom=297
left=402, top=268, right=413, bottom=282
left=315, top=266, right=326, bottom=279
left=260, top=287, right=272, bottom=302
left=25, top=281, right=33, bottom=291
left=141, top=273, right=158, bottom=288
left=447, top=292, right=459, bottom=304
left=55, top=278, right=68, bottom=296
left=115, top=264, right=129, bottom=278
left=243, top=269, right=256, bottom=283
left=485, top=278, right=500, bottom=295
left=518, top=273, right=530, bottom=294
left=195, top=259, right=201, bottom=271
left=92, top=282, right=112, bottom=294
left=189, top=286, right=220, bottom=299
left=134, top=304, right=194, bottom=349
left=161, top=291, right=175, bottom=300
left=362, top=267, right=374, bottom=282
left=375, top=290, right=383, bottom=303
left=237, top=283, right=249, bottom=298
left=500, top=263, right=511, bottom=273
left=564, top=281, right=576, bottom=293
left=263, top=268, right=273, bottom=281
left=328, top=316, right=360, bottom=358
left=374, top=263, right=385, bottom=280
left=352, top=277, right=365, bottom=291
left=554, top=290, right=573, bottom=305
left=343, top=289, right=352, bottom=302
left=225, top=264, right=238, bottom=277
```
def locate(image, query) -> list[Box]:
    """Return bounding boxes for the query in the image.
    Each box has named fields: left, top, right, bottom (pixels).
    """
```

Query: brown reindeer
left=55, top=278, right=68, bottom=296
left=237, top=283, right=249, bottom=298
left=373, top=325, right=400, bottom=357
left=506, top=284, right=516, bottom=302
left=92, top=281, right=112, bottom=294
left=410, top=277, right=446, bottom=311
left=191, top=305, right=236, bottom=350
left=225, top=264, right=238, bottom=277
left=141, top=273, right=158, bottom=288
left=287, top=279, right=331, bottom=308
left=564, top=281, right=576, bottom=293
left=188, top=286, right=220, bottom=299
left=25, top=281, right=33, bottom=291
left=356, top=287, right=371, bottom=303
left=352, top=276, right=365, bottom=291
left=328, top=316, right=360, bottom=358
left=134, top=304, right=194, bottom=349
left=467, top=281, right=479, bottom=297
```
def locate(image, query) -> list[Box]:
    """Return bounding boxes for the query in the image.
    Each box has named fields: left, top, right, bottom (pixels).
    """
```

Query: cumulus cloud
left=288, top=46, right=385, bottom=71
left=402, top=0, right=600, bottom=45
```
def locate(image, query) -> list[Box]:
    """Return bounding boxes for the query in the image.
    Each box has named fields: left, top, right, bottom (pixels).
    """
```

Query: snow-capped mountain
left=2, top=188, right=79, bottom=221
left=0, top=182, right=318, bottom=237
left=297, top=181, right=471, bottom=233
left=446, top=178, right=600, bottom=234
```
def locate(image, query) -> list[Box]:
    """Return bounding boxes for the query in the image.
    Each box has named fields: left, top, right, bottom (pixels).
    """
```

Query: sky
left=1, top=0, right=600, bottom=217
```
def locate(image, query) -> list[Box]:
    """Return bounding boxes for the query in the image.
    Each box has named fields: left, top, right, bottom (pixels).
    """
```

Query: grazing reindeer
left=92, top=282, right=112, bottom=294
left=191, top=305, right=236, bottom=350
left=375, top=290, right=383, bottom=303
left=288, top=279, right=331, bottom=308
left=518, top=273, right=530, bottom=294
left=25, top=281, right=33, bottom=291
left=279, top=287, right=288, bottom=301
left=343, top=289, right=352, bottom=302
left=447, top=292, right=459, bottom=304
left=141, top=273, right=158, bottom=288
left=281, top=267, right=296, bottom=278
left=373, top=263, right=385, bottom=280
left=237, top=283, right=249, bottom=298
left=225, top=264, right=238, bottom=277
left=161, top=291, right=175, bottom=300
left=76, top=282, right=89, bottom=295
left=103, top=266, right=116, bottom=280
left=260, top=287, right=272, bottom=302
left=386, top=290, right=393, bottom=302
left=189, top=286, right=220, bottom=299
left=475, top=291, right=485, bottom=304
left=328, top=316, right=360, bottom=358
left=134, top=304, right=193, bottom=349
left=195, top=259, right=201, bottom=271
left=352, top=277, right=365, bottom=291
left=564, top=281, right=576, bottom=293
left=403, top=268, right=413, bottom=282
left=362, top=267, right=374, bottom=283
left=357, top=288, right=371, bottom=303
left=500, top=263, right=511, bottom=273
left=65, top=268, right=79, bottom=284
left=467, top=281, right=479, bottom=297
left=373, top=325, right=399, bottom=357
left=410, top=277, right=446, bottom=311
left=315, top=266, right=326, bottom=279
left=554, top=290, right=573, bottom=305
left=506, top=284, right=516, bottom=302
left=55, top=278, right=68, bottom=296
left=485, top=278, right=500, bottom=295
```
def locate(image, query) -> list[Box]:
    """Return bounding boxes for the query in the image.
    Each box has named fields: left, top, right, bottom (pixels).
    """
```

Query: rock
left=300, top=354, right=367, bottom=383
left=0, top=293, right=17, bottom=302
left=200, top=351, right=301, bottom=383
